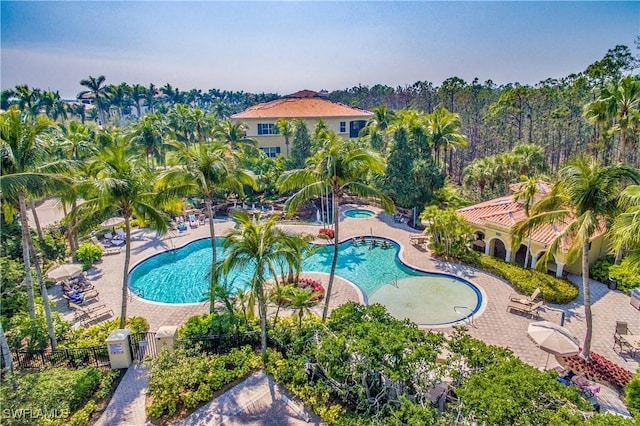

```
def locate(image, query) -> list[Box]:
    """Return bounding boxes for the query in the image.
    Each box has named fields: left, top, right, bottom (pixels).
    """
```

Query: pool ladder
left=454, top=306, right=475, bottom=327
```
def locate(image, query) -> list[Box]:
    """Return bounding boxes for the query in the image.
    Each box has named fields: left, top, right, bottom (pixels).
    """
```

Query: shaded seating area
left=91, top=236, right=122, bottom=254
left=613, top=321, right=639, bottom=358
left=410, top=234, right=428, bottom=247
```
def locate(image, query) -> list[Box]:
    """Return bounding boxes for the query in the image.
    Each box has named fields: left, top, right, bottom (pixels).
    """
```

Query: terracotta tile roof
left=287, top=89, right=319, bottom=98
left=457, top=194, right=606, bottom=249
left=231, top=97, right=373, bottom=119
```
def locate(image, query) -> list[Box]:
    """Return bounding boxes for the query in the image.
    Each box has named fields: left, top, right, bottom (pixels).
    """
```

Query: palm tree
left=215, top=119, right=257, bottom=150
left=73, top=136, right=168, bottom=328
left=52, top=120, right=95, bottom=257
left=78, top=75, right=110, bottom=125
left=275, top=118, right=293, bottom=156
left=610, top=185, right=640, bottom=270
left=513, top=158, right=640, bottom=359
left=130, top=83, right=148, bottom=119
left=426, top=106, right=467, bottom=176
left=283, top=285, right=317, bottom=327
left=512, top=144, right=546, bottom=176
left=362, top=105, right=396, bottom=153
left=584, top=76, right=640, bottom=163
left=513, top=175, right=542, bottom=268
left=131, top=114, right=165, bottom=168
left=463, top=157, right=494, bottom=200
left=216, top=211, right=287, bottom=355
left=0, top=107, right=66, bottom=349
left=157, top=141, right=256, bottom=267
left=12, top=85, right=41, bottom=116
left=277, top=133, right=394, bottom=321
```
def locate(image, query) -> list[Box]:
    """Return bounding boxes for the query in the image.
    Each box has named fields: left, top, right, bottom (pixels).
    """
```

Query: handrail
left=454, top=305, right=475, bottom=327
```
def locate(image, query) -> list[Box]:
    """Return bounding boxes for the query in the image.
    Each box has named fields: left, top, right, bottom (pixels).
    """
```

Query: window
left=261, top=147, right=281, bottom=158
left=339, top=121, right=346, bottom=133
left=257, top=123, right=277, bottom=135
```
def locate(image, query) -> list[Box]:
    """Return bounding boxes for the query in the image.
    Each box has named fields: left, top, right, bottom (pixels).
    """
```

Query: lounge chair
left=509, top=288, right=541, bottom=305
left=507, top=299, right=543, bottom=319
left=114, top=228, right=126, bottom=240
left=91, top=237, right=122, bottom=254
left=68, top=300, right=113, bottom=325
left=188, top=214, right=198, bottom=228
left=410, top=234, right=428, bottom=246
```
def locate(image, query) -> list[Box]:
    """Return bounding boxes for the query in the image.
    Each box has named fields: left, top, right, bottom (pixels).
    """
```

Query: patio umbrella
left=527, top=320, right=580, bottom=369
left=46, top=263, right=83, bottom=281
left=100, top=217, right=125, bottom=229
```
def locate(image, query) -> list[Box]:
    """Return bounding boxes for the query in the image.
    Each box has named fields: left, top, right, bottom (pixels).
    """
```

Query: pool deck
left=46, top=203, right=639, bottom=420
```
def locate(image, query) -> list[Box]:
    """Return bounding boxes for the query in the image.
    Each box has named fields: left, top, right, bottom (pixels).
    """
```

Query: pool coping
left=128, top=233, right=487, bottom=328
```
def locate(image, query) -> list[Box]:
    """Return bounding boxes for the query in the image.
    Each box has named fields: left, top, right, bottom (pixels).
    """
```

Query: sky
left=1, top=1, right=638, bottom=99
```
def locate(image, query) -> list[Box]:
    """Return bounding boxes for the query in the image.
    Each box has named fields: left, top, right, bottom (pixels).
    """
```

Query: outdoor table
left=620, top=334, right=640, bottom=356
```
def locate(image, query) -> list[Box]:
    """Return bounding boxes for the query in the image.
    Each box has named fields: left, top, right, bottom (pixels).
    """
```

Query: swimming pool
left=344, top=208, right=375, bottom=219
left=129, top=237, right=482, bottom=325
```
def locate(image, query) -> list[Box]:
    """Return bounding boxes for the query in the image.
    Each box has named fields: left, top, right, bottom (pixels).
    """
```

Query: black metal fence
left=177, top=331, right=287, bottom=356
left=11, top=346, right=110, bottom=370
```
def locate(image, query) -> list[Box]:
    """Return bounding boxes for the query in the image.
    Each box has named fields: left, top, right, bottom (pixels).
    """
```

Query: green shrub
left=0, top=367, right=103, bottom=425
left=75, top=243, right=103, bottom=268
left=0, top=256, right=27, bottom=320
left=625, top=372, right=640, bottom=417
left=68, top=399, right=96, bottom=426
left=37, top=231, right=68, bottom=262
left=475, top=255, right=579, bottom=304
left=146, top=345, right=261, bottom=420
left=62, top=316, right=148, bottom=348
left=609, top=259, right=640, bottom=294
left=589, top=255, right=615, bottom=283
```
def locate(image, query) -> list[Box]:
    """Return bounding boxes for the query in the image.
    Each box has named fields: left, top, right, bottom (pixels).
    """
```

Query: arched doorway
left=536, top=251, right=557, bottom=275
left=492, top=238, right=507, bottom=261
left=514, top=244, right=529, bottom=267
left=472, top=231, right=485, bottom=252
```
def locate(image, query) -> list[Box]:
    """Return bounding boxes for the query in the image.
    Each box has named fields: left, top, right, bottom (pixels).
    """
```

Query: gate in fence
left=129, top=331, right=157, bottom=361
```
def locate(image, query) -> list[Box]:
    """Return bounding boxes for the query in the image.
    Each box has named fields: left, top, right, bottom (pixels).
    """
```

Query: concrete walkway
left=37, top=202, right=638, bottom=423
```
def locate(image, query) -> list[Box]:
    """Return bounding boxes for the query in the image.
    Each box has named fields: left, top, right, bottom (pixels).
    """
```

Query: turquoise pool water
left=344, top=208, right=375, bottom=218
left=129, top=237, right=482, bottom=325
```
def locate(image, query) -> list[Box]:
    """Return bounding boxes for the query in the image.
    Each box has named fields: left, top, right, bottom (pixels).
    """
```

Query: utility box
left=106, top=329, right=132, bottom=369
left=630, top=288, right=640, bottom=310
left=155, top=326, right=178, bottom=354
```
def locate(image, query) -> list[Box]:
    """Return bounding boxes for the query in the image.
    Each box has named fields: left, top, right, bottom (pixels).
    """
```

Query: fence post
left=155, top=326, right=178, bottom=354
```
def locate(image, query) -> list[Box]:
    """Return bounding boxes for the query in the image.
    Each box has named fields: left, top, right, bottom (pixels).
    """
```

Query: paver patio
left=40, top=202, right=638, bottom=423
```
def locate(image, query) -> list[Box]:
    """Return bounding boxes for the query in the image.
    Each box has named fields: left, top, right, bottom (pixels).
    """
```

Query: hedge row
left=475, top=255, right=579, bottom=304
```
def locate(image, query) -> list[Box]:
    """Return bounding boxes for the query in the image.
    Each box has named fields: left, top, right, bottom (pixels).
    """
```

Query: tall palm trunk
left=20, top=192, right=57, bottom=349
left=71, top=199, right=79, bottom=258
left=206, top=198, right=217, bottom=264
left=255, top=271, right=268, bottom=356
left=19, top=192, right=37, bottom=319
left=581, top=242, right=592, bottom=359
left=119, top=216, right=132, bottom=329
left=28, top=230, right=58, bottom=350
left=29, top=199, right=45, bottom=244
left=0, top=323, right=17, bottom=390
left=619, top=127, right=626, bottom=164
left=322, top=188, right=340, bottom=322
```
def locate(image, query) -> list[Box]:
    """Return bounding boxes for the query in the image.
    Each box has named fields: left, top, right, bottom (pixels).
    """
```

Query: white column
left=555, top=262, right=565, bottom=277
left=505, top=249, right=512, bottom=263
left=484, top=242, right=491, bottom=256
left=530, top=254, right=538, bottom=269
